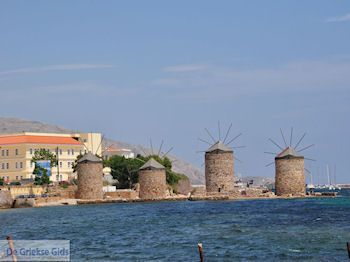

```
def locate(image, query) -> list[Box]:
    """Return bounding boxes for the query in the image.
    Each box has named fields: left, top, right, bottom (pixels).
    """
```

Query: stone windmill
left=198, top=122, right=244, bottom=195
left=138, top=140, right=173, bottom=200
left=265, top=128, right=315, bottom=196
left=76, top=135, right=105, bottom=200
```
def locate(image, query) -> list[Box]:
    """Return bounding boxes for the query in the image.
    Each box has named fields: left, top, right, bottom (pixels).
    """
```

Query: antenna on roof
left=289, top=127, right=293, bottom=147
left=223, top=123, right=232, bottom=144
left=297, top=144, right=315, bottom=153
left=162, top=147, right=173, bottom=158
left=268, top=138, right=283, bottom=151
left=226, top=133, right=242, bottom=146
left=218, top=121, right=221, bottom=141
left=264, top=151, right=277, bottom=155
left=198, top=138, right=212, bottom=146
left=150, top=138, right=154, bottom=155
left=204, top=128, right=216, bottom=143
left=157, top=140, right=164, bottom=156
left=294, top=133, right=306, bottom=150
left=94, top=134, right=105, bottom=155
left=280, top=128, right=288, bottom=148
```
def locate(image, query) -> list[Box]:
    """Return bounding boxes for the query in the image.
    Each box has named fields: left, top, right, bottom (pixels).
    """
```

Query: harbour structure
left=0, top=132, right=102, bottom=182
left=76, top=152, right=104, bottom=199
left=265, top=128, right=314, bottom=196
left=138, top=158, right=167, bottom=200
left=199, top=122, right=243, bottom=194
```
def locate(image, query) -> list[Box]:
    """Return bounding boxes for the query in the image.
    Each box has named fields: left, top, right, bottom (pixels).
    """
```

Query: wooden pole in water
left=347, top=242, right=350, bottom=259
left=198, top=243, right=204, bottom=262
left=6, top=236, right=17, bottom=262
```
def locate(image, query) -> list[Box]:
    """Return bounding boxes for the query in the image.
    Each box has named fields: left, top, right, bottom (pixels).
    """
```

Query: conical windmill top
left=265, top=128, right=315, bottom=168
left=276, top=146, right=302, bottom=159
left=77, top=152, right=102, bottom=163
left=139, top=158, right=165, bottom=170
left=206, top=141, right=232, bottom=153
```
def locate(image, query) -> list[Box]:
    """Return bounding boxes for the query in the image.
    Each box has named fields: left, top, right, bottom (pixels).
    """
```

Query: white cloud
left=0, top=64, right=114, bottom=76
left=325, top=13, right=350, bottom=23
left=163, top=64, right=209, bottom=73
left=152, top=59, right=350, bottom=101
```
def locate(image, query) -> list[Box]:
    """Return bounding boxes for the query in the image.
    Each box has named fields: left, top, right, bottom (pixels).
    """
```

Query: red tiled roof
left=0, top=135, right=82, bottom=146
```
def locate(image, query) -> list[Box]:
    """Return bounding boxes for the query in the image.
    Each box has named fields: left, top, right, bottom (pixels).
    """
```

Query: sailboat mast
left=326, top=164, right=330, bottom=186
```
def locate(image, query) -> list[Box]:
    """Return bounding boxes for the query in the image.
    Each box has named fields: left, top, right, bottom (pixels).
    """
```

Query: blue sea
left=1, top=189, right=350, bottom=261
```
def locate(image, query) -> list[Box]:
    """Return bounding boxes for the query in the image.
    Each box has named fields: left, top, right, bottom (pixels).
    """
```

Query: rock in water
left=0, top=191, right=13, bottom=208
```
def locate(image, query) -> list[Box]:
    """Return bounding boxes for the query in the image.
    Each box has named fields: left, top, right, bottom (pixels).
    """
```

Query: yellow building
left=0, top=132, right=102, bottom=183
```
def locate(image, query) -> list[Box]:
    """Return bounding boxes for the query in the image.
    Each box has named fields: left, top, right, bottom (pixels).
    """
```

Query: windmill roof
left=77, top=152, right=102, bottom=163
left=206, top=141, right=232, bottom=153
left=139, top=158, right=165, bottom=170
left=276, top=147, right=303, bottom=159
left=0, top=135, right=82, bottom=146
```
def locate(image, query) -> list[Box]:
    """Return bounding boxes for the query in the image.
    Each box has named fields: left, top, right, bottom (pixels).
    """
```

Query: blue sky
left=0, top=1, right=349, bottom=183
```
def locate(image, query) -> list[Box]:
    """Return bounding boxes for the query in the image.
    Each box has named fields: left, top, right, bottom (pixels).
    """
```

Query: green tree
left=31, top=149, right=58, bottom=167
left=106, top=155, right=143, bottom=189
left=33, top=165, right=50, bottom=185
left=0, top=177, right=3, bottom=186
left=31, top=149, right=56, bottom=185
left=105, top=154, right=188, bottom=189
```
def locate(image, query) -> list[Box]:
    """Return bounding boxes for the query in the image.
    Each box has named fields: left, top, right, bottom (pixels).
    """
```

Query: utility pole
left=56, top=147, right=60, bottom=181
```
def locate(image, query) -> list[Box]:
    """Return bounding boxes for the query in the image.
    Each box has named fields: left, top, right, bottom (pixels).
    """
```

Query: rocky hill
left=0, top=117, right=204, bottom=184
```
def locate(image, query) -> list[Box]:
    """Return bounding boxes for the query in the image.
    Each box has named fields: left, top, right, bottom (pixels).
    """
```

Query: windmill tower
left=76, top=152, right=104, bottom=199
left=138, top=140, right=173, bottom=200
left=199, top=122, right=243, bottom=194
left=265, top=128, right=314, bottom=196
left=76, top=136, right=105, bottom=199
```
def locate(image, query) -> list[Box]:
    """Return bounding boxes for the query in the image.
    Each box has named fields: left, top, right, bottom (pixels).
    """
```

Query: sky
left=0, top=1, right=349, bottom=183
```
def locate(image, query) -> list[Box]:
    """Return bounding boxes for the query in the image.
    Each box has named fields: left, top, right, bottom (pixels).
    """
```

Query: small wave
left=288, top=249, right=301, bottom=253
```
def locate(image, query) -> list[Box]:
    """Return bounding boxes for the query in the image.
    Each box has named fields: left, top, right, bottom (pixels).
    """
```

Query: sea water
left=0, top=190, right=349, bottom=261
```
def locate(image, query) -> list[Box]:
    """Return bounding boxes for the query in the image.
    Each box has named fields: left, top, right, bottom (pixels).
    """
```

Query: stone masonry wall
left=138, top=169, right=167, bottom=200
left=77, top=162, right=104, bottom=199
left=275, top=157, right=305, bottom=196
left=205, top=150, right=234, bottom=193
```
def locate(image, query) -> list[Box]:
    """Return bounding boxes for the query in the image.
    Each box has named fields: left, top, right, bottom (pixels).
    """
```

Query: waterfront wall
left=275, top=157, right=305, bottom=196
left=0, top=186, right=45, bottom=198
left=105, top=189, right=138, bottom=199
left=205, top=150, right=234, bottom=193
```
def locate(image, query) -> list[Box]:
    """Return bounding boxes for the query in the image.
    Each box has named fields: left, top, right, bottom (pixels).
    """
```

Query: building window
left=56, top=175, right=59, bottom=181
left=60, top=175, right=62, bottom=181
left=71, top=149, right=74, bottom=155
left=20, top=176, right=23, bottom=179
left=1, top=150, right=4, bottom=157
left=15, top=149, right=18, bottom=155
left=68, top=162, right=71, bottom=168
left=6, top=163, right=9, bottom=169
left=6, top=150, right=9, bottom=156
left=30, top=148, right=33, bottom=155
left=15, top=162, right=18, bottom=169
left=30, top=162, right=33, bottom=168
left=20, top=162, right=23, bottom=169
left=16, top=176, right=18, bottom=180
left=59, top=149, right=62, bottom=155
left=67, top=149, right=70, bottom=155
left=1, top=163, right=4, bottom=169
left=59, top=162, right=62, bottom=168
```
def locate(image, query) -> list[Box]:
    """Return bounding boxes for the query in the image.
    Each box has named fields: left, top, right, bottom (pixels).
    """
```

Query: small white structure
left=103, top=146, right=135, bottom=160
left=103, top=185, right=117, bottom=192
